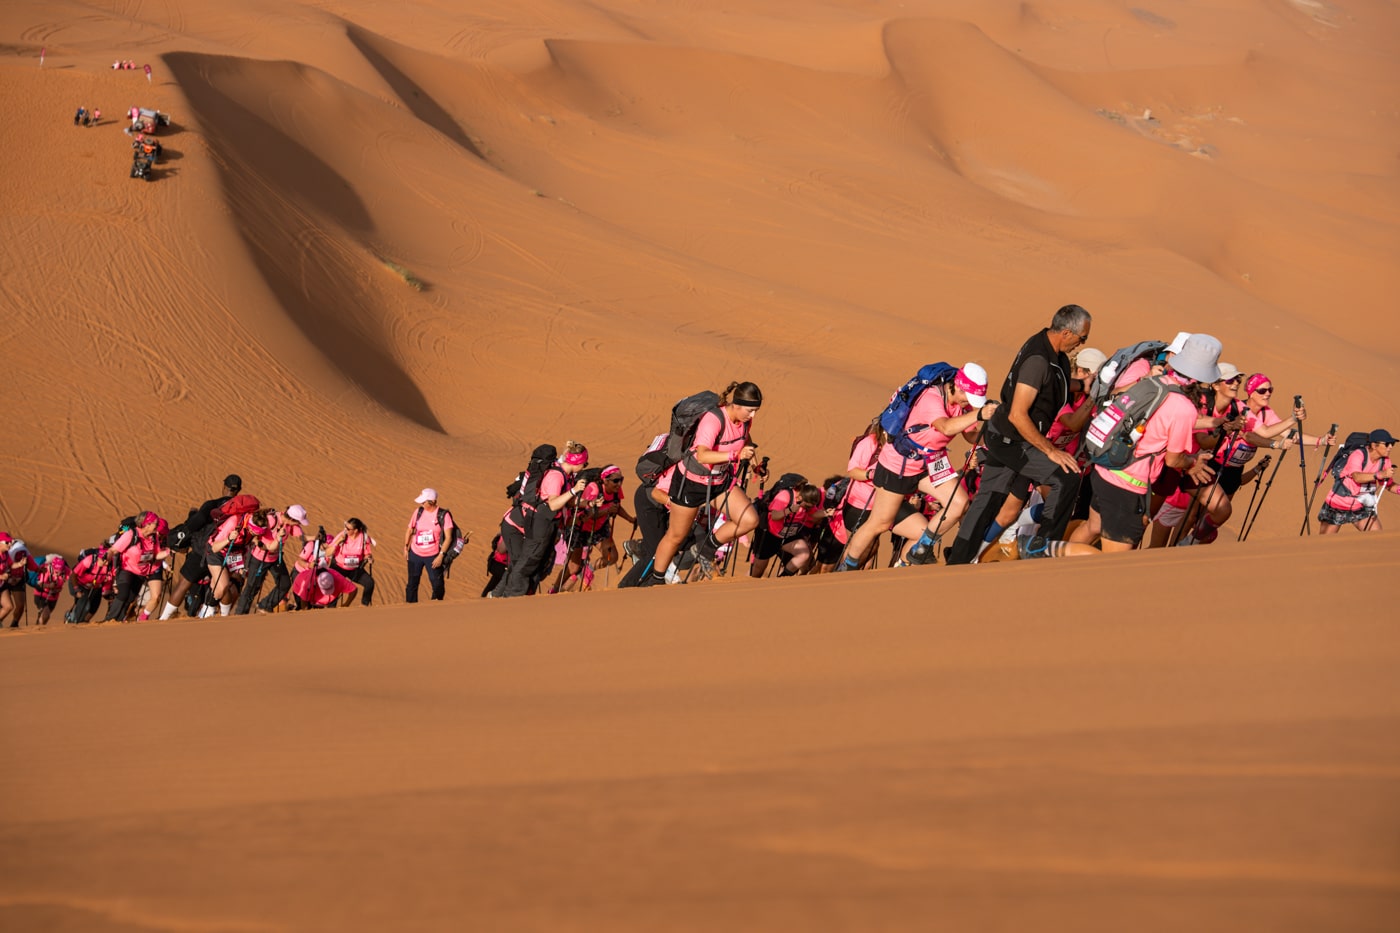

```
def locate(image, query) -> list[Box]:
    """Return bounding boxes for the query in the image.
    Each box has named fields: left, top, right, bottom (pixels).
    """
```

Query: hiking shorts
left=1092, top=472, right=1148, bottom=544
left=33, top=595, right=57, bottom=611
left=670, top=473, right=726, bottom=510
left=873, top=464, right=922, bottom=497
left=179, top=550, right=209, bottom=583
left=1318, top=502, right=1373, bottom=527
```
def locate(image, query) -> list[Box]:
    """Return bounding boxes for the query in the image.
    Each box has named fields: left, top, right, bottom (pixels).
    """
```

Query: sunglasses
left=1224, top=376, right=1243, bottom=385
left=1254, top=387, right=1273, bottom=395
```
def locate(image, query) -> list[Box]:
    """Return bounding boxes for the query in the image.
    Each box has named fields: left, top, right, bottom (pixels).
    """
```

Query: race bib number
left=225, top=551, right=247, bottom=574
left=1226, top=442, right=1255, bottom=468
left=415, top=530, right=436, bottom=547
left=339, top=555, right=360, bottom=569
left=137, top=552, right=156, bottom=571
left=926, top=454, right=955, bottom=486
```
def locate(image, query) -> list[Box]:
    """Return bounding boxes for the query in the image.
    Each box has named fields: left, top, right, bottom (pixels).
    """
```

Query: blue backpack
left=879, top=363, right=959, bottom=458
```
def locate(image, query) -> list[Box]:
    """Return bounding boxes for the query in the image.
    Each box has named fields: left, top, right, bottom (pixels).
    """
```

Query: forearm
left=1009, top=409, right=1055, bottom=457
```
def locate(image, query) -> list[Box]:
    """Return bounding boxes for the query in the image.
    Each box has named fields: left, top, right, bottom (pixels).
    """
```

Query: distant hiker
left=74, top=106, right=85, bottom=126
left=839, top=363, right=992, bottom=571
left=327, top=518, right=375, bottom=606
left=238, top=505, right=308, bottom=614
left=403, top=488, right=455, bottom=602
left=1086, top=335, right=1223, bottom=553
left=494, top=445, right=589, bottom=598
left=291, top=568, right=357, bottom=610
left=161, top=474, right=241, bottom=620
left=104, top=511, right=168, bottom=621
left=557, top=462, right=610, bottom=592
left=1318, top=430, right=1398, bottom=533
left=837, top=420, right=930, bottom=568
left=206, top=497, right=262, bottom=616
left=1210, top=373, right=1333, bottom=496
left=33, top=555, right=71, bottom=625
left=590, top=465, right=634, bottom=575
left=69, top=544, right=117, bottom=623
left=640, top=382, right=763, bottom=587
left=91, top=108, right=101, bottom=125
left=946, top=305, right=1091, bottom=564
left=0, top=535, right=37, bottom=627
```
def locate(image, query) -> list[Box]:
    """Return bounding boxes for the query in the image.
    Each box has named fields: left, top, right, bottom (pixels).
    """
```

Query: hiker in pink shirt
left=32, top=555, right=71, bottom=625
left=1318, top=430, right=1398, bottom=533
left=643, top=382, right=763, bottom=586
left=838, top=422, right=931, bottom=568
left=839, top=363, right=993, bottom=570
left=68, top=545, right=117, bottom=623
left=328, top=517, right=376, bottom=606
left=1088, top=335, right=1221, bottom=553
left=291, top=568, right=357, bottom=609
left=403, top=488, right=456, bottom=602
left=748, top=481, right=824, bottom=578
left=104, top=511, right=168, bottom=621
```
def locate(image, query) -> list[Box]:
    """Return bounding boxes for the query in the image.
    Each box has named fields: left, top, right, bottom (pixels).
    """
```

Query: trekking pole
left=554, top=504, right=581, bottom=594
left=1300, top=422, right=1338, bottom=536
left=723, top=459, right=752, bottom=578
left=1235, top=454, right=1271, bottom=542
left=1241, top=430, right=1295, bottom=542
left=1294, top=396, right=1313, bottom=535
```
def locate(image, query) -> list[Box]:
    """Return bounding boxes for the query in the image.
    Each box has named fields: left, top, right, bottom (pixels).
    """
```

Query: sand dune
left=2, top=0, right=1399, bottom=926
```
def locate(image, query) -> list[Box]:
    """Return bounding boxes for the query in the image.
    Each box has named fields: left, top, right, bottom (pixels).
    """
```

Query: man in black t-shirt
left=946, top=305, right=1091, bottom=564
left=158, top=473, right=243, bottom=619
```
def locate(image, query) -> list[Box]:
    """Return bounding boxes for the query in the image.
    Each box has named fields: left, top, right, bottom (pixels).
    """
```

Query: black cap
left=223, top=474, right=243, bottom=491
left=1369, top=429, right=1397, bottom=445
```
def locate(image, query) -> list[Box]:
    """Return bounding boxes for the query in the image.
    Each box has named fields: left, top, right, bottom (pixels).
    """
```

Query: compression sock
left=159, top=601, right=179, bottom=620
left=837, top=555, right=859, bottom=572
left=974, top=522, right=1006, bottom=561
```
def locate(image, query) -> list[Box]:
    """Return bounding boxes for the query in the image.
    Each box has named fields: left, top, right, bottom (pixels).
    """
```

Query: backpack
left=879, top=363, right=959, bottom=459
left=211, top=494, right=260, bottom=523
left=1089, top=340, right=1168, bottom=404
left=1083, top=375, right=1184, bottom=469
left=635, top=390, right=724, bottom=487
left=756, top=473, right=807, bottom=517
left=1324, top=432, right=1376, bottom=494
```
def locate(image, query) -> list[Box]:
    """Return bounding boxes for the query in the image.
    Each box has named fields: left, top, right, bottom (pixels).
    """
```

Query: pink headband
left=563, top=449, right=588, bottom=466
left=1244, top=373, right=1271, bottom=395
left=954, top=370, right=986, bottom=397
left=601, top=464, right=622, bottom=479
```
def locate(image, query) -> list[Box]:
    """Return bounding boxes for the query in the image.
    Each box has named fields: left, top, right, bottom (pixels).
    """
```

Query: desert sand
left=2, top=0, right=1398, bottom=928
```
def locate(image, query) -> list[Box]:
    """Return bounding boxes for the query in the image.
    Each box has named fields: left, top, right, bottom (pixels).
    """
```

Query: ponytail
left=721, top=381, right=763, bottom=408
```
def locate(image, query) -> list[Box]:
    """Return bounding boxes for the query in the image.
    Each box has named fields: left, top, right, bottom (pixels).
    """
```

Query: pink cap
left=414, top=488, right=438, bottom=504
left=316, top=571, right=336, bottom=595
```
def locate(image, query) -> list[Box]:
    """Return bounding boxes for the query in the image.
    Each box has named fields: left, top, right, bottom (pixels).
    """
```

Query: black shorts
left=34, top=595, right=57, bottom=611
left=1150, top=466, right=1200, bottom=499
left=1217, top=465, right=1244, bottom=497
left=873, top=464, right=923, bottom=498
left=841, top=498, right=918, bottom=538
left=2, top=580, right=24, bottom=594
left=815, top=526, right=843, bottom=566
left=750, top=524, right=788, bottom=561
left=669, top=473, right=726, bottom=510
left=1092, top=471, right=1148, bottom=544
left=180, top=550, right=209, bottom=583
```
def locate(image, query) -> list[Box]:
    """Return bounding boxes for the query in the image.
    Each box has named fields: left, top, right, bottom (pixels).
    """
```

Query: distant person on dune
left=33, top=555, right=71, bottom=625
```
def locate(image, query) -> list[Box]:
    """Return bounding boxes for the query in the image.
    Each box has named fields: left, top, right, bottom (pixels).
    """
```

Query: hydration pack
left=879, top=363, right=958, bottom=459
left=635, top=390, right=724, bottom=486
left=1083, top=375, right=1183, bottom=469
left=1089, top=340, right=1167, bottom=404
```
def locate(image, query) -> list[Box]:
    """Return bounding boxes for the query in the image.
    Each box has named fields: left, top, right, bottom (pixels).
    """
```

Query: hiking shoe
left=690, top=546, right=714, bottom=580
left=622, top=540, right=639, bottom=563
left=1015, top=531, right=1051, bottom=560
left=1193, top=523, right=1219, bottom=545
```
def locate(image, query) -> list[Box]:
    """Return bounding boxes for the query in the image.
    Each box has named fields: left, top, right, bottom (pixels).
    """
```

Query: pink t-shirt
left=569, top=480, right=610, bottom=533
left=1047, top=394, right=1090, bottom=455
left=36, top=558, right=70, bottom=600
left=877, top=387, right=967, bottom=476
left=291, top=568, right=357, bottom=607
left=208, top=515, right=250, bottom=554
left=407, top=506, right=453, bottom=558
left=1217, top=406, right=1283, bottom=467
left=110, top=529, right=161, bottom=576
left=538, top=468, right=568, bottom=502
left=844, top=434, right=880, bottom=511
left=1095, top=377, right=1199, bottom=492
left=658, top=410, right=749, bottom=493
left=299, top=538, right=329, bottom=569
left=331, top=532, right=374, bottom=570
left=1324, top=450, right=1395, bottom=511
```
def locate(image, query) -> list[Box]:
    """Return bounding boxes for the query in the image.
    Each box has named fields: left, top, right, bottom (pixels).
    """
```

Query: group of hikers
left=0, top=475, right=383, bottom=628
left=480, top=304, right=1395, bottom=596
left=5, top=305, right=1394, bottom=627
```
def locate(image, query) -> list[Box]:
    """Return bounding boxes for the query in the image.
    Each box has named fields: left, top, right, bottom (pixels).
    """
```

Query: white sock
left=198, top=604, right=215, bottom=618
left=159, top=602, right=179, bottom=620
left=219, top=602, right=231, bottom=616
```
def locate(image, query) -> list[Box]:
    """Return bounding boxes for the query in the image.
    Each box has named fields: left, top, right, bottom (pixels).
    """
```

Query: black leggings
left=618, top=484, right=670, bottom=588
left=334, top=563, right=375, bottom=605
left=106, top=569, right=155, bottom=621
